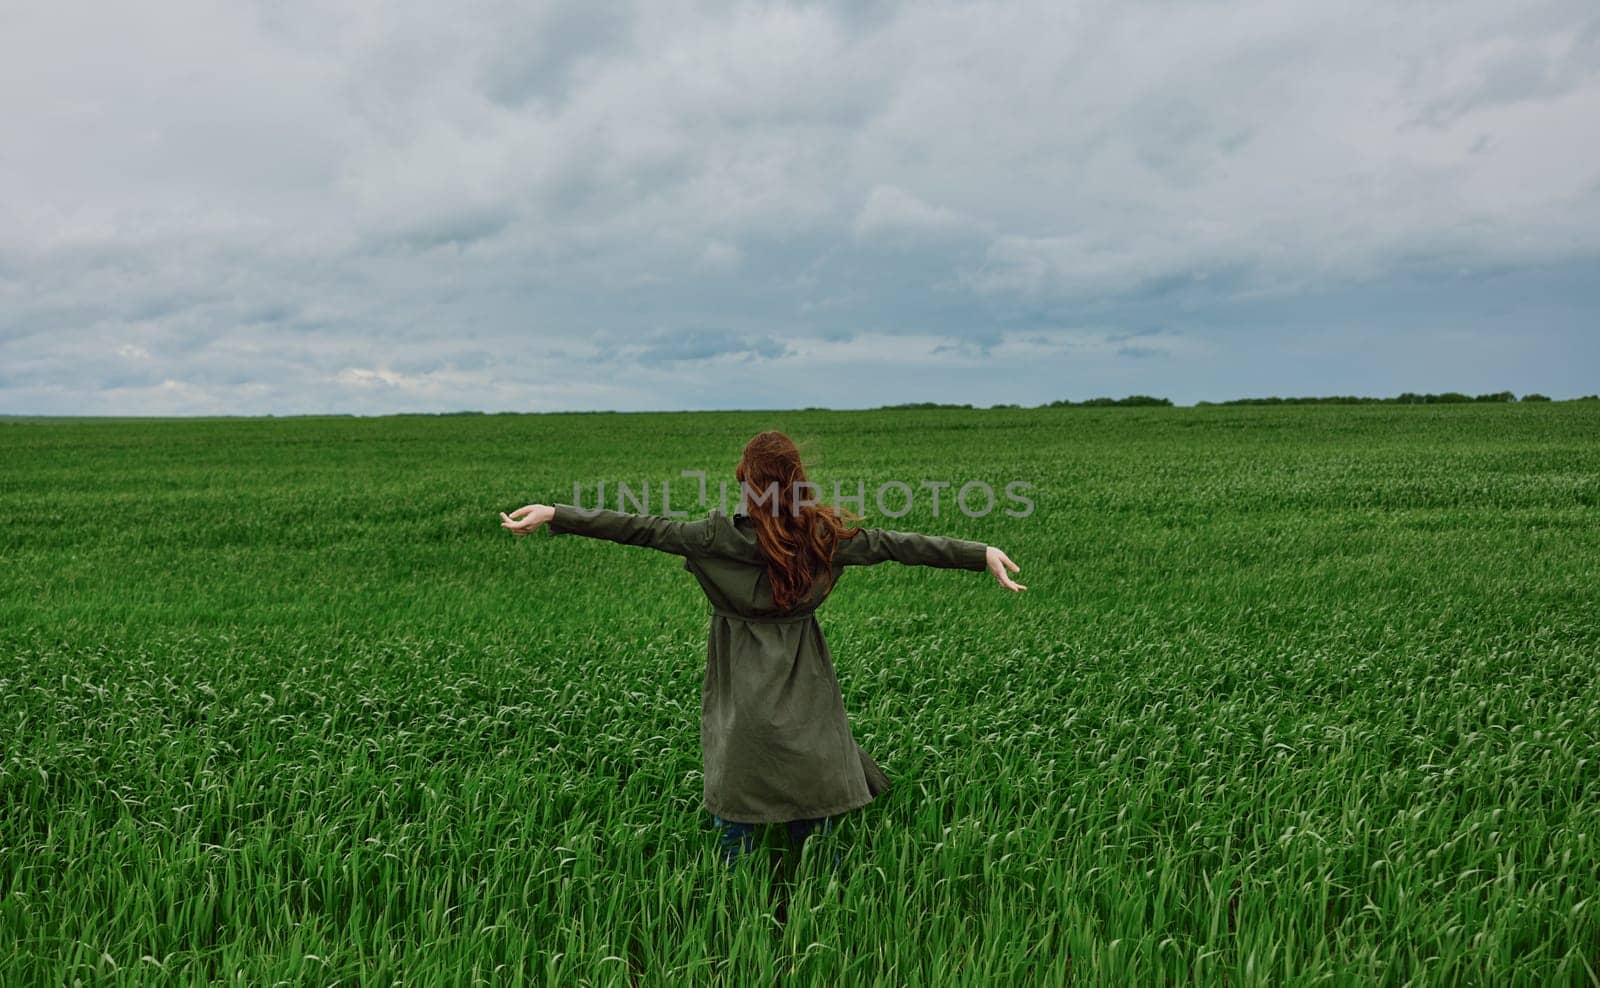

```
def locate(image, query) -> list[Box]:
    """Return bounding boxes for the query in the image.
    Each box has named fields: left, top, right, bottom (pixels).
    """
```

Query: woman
left=499, top=431, right=1025, bottom=868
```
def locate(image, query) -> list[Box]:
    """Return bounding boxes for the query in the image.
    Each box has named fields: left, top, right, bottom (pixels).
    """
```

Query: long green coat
left=546, top=504, right=990, bottom=824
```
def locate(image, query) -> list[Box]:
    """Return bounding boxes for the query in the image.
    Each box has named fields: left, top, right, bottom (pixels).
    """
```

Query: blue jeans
left=712, top=813, right=837, bottom=866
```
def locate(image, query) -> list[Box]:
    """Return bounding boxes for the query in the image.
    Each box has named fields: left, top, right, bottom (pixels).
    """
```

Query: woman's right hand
left=500, top=504, right=555, bottom=536
left=986, top=546, right=1026, bottom=591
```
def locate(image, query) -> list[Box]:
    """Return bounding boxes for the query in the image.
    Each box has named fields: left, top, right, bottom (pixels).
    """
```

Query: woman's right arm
left=836, top=528, right=1026, bottom=591
left=500, top=503, right=713, bottom=557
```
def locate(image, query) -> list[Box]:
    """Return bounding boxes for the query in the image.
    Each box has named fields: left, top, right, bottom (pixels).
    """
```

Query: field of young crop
left=3, top=404, right=1598, bottom=985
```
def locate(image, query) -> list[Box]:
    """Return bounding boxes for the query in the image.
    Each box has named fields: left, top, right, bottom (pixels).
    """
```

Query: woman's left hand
left=500, top=504, right=555, bottom=536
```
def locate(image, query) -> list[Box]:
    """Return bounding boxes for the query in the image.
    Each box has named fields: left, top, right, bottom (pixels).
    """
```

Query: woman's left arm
left=500, top=503, right=712, bottom=557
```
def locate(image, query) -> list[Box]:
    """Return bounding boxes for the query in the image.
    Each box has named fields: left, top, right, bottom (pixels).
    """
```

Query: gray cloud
left=2, top=0, right=1597, bottom=414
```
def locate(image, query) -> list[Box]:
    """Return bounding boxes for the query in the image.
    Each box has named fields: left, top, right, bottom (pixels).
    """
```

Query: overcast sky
left=2, top=1, right=1597, bottom=414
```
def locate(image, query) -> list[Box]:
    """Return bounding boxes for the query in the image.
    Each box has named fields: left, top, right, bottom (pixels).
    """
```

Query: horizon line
left=2, top=390, right=1595, bottom=421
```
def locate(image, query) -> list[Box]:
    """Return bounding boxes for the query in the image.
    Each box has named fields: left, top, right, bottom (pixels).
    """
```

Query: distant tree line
left=1041, top=395, right=1174, bottom=407
left=358, top=392, right=1595, bottom=416
left=876, top=402, right=979, bottom=410
left=1195, top=391, right=1560, bottom=406
left=879, top=395, right=1174, bottom=410
left=868, top=392, right=1597, bottom=411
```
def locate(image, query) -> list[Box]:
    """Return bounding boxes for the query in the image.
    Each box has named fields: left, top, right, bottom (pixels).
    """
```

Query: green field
left=3, top=405, right=1598, bottom=985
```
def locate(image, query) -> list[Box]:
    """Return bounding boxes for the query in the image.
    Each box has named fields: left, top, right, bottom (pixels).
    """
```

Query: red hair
left=736, top=431, right=860, bottom=611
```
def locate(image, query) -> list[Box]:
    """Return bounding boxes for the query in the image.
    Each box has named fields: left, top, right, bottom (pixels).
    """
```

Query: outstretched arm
left=835, top=527, right=1026, bottom=592
left=500, top=503, right=712, bottom=557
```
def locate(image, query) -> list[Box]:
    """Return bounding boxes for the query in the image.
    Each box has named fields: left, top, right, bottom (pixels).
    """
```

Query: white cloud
left=853, top=185, right=973, bottom=241
left=336, top=367, right=428, bottom=390
left=699, top=240, right=744, bottom=270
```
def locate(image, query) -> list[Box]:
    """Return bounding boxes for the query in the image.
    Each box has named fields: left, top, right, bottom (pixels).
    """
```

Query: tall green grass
left=3, top=404, right=1598, bottom=984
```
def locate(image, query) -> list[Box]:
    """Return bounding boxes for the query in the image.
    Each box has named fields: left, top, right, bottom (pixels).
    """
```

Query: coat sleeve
left=546, top=504, right=714, bottom=557
left=834, top=527, right=989, bottom=571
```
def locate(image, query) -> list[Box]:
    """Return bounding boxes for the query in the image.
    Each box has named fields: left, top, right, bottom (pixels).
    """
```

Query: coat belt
left=710, top=607, right=817, bottom=625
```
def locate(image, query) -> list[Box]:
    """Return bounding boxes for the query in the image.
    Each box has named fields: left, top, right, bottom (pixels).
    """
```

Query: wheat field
left=3, top=404, right=1597, bottom=984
